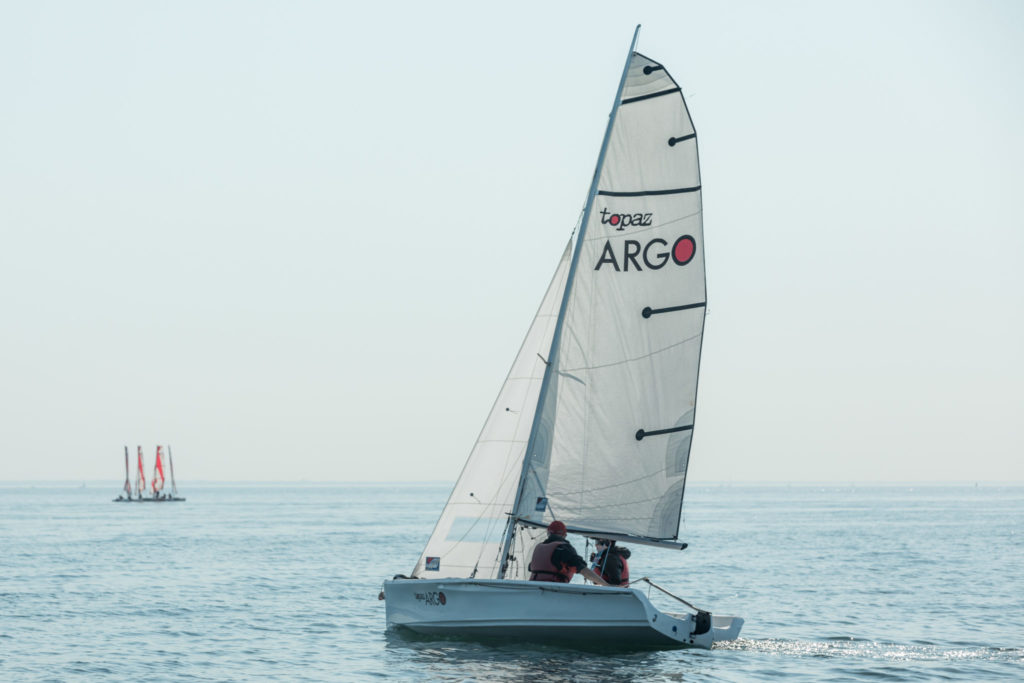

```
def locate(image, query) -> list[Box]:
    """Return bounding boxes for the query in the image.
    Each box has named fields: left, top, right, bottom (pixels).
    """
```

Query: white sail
left=386, top=33, right=743, bottom=649
left=516, top=53, right=706, bottom=543
left=412, top=242, right=572, bottom=579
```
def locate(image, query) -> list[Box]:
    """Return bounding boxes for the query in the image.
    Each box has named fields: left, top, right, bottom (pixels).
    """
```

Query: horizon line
left=1, top=479, right=1021, bottom=487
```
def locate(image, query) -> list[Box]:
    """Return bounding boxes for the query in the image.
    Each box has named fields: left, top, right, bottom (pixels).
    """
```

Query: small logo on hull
left=415, top=591, right=447, bottom=606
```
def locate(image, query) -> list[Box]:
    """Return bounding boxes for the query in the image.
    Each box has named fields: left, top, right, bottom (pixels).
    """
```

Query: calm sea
left=1, top=483, right=1021, bottom=681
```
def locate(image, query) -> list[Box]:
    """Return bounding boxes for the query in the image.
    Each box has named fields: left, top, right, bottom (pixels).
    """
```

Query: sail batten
left=597, top=186, right=700, bottom=197
left=621, top=87, right=680, bottom=105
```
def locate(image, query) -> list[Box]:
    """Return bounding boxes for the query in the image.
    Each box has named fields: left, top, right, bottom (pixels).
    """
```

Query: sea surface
left=1, top=483, right=1021, bottom=681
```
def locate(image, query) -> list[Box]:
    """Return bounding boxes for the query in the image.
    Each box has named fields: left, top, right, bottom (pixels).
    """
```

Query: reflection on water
left=385, top=629, right=1023, bottom=682
left=384, top=628, right=712, bottom=681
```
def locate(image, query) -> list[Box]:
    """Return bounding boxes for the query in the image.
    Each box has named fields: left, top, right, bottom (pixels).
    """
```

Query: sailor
left=528, top=521, right=610, bottom=586
left=590, top=539, right=631, bottom=586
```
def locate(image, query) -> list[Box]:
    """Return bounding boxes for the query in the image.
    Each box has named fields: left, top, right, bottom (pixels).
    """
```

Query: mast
left=123, top=446, right=131, bottom=497
left=167, top=444, right=178, bottom=496
left=135, top=446, right=146, bottom=497
left=497, top=25, right=642, bottom=579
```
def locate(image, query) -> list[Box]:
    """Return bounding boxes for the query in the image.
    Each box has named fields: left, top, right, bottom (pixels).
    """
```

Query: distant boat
left=113, top=445, right=185, bottom=502
left=381, top=26, right=742, bottom=649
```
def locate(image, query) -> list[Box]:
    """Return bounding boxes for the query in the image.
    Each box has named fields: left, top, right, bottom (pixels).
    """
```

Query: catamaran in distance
left=114, top=445, right=185, bottom=502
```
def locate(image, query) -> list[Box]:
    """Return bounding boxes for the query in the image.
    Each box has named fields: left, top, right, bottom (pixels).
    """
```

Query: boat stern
left=711, top=614, right=744, bottom=642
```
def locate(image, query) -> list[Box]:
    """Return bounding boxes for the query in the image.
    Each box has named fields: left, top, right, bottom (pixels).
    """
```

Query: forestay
left=412, top=244, right=572, bottom=579
left=515, top=53, right=706, bottom=543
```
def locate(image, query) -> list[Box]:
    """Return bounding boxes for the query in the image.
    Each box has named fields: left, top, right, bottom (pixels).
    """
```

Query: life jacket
left=594, top=549, right=630, bottom=586
left=529, top=541, right=578, bottom=583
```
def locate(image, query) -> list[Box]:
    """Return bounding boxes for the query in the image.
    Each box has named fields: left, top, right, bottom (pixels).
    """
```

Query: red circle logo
left=672, top=235, right=696, bottom=265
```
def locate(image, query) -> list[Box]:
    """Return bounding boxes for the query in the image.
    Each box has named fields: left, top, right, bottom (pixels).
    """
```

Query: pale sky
left=2, top=1, right=1022, bottom=483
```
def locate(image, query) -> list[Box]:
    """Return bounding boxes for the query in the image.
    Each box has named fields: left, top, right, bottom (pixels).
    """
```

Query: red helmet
left=547, top=520, right=568, bottom=537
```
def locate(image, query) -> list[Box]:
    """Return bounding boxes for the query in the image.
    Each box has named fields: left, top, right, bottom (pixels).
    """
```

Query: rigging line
left=580, top=207, right=703, bottom=242
left=632, top=577, right=705, bottom=614
left=561, top=330, right=702, bottom=373
left=494, top=521, right=537, bottom=579
left=569, top=209, right=585, bottom=239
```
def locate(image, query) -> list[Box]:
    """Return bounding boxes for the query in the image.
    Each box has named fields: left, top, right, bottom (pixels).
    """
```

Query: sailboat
left=113, top=445, right=186, bottom=502
left=381, top=27, right=742, bottom=649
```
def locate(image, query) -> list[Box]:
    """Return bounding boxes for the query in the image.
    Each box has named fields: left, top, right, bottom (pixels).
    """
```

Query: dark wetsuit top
left=547, top=536, right=586, bottom=573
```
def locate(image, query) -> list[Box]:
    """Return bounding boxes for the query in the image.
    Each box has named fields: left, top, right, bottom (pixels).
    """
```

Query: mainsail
left=410, top=39, right=706, bottom=582
left=384, top=32, right=745, bottom=650
left=411, top=242, right=572, bottom=580
left=168, top=445, right=178, bottom=496
left=513, top=52, right=706, bottom=546
left=135, top=446, right=146, bottom=497
left=123, top=446, right=132, bottom=497
left=152, top=445, right=166, bottom=495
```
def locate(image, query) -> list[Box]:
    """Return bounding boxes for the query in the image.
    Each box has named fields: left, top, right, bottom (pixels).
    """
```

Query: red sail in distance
left=152, top=446, right=166, bottom=494
left=136, top=446, right=146, bottom=496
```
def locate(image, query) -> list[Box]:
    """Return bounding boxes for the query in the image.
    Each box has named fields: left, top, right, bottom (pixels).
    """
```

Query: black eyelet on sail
left=642, top=307, right=653, bottom=319
left=635, top=429, right=646, bottom=441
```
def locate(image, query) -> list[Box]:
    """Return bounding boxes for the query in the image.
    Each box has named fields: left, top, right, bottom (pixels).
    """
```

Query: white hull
left=383, top=578, right=742, bottom=650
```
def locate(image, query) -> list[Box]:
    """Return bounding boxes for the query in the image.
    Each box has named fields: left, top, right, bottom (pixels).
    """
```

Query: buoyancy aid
left=529, top=541, right=578, bottom=583
left=594, top=549, right=631, bottom=586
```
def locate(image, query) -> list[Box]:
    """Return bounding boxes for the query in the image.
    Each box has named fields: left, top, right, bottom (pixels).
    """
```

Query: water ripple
left=1, top=484, right=1022, bottom=681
